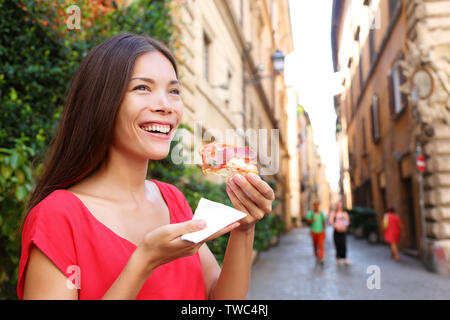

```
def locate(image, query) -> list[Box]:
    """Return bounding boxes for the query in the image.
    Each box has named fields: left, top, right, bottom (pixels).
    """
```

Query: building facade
left=402, top=0, right=450, bottom=274
left=332, top=0, right=450, bottom=273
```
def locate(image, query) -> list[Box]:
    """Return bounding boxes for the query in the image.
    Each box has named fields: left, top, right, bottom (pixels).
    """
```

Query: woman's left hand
left=226, top=173, right=275, bottom=231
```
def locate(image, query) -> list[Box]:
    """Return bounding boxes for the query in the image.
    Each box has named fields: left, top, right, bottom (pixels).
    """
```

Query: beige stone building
left=402, top=0, right=450, bottom=274
left=171, top=1, right=295, bottom=226
left=332, top=0, right=450, bottom=274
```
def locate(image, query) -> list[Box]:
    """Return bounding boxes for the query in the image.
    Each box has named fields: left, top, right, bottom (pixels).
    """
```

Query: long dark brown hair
left=21, top=33, right=178, bottom=234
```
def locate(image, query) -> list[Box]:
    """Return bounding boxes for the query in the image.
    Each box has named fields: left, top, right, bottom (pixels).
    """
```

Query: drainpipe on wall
left=416, top=141, right=428, bottom=269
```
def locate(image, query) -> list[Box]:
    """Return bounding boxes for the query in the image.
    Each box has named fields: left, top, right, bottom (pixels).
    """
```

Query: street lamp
left=240, top=49, right=285, bottom=146
left=272, top=49, right=285, bottom=74
left=245, top=49, right=285, bottom=85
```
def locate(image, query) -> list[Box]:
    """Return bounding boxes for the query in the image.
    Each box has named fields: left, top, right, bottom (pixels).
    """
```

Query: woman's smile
left=139, top=120, right=176, bottom=140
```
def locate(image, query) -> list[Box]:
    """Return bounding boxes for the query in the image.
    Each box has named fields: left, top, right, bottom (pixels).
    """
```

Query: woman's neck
left=81, top=147, right=150, bottom=202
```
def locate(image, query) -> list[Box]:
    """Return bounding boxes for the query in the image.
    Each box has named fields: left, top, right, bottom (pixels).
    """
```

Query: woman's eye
left=170, top=88, right=180, bottom=95
left=134, top=85, right=150, bottom=92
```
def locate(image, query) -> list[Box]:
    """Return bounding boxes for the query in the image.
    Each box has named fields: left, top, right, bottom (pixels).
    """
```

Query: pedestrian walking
left=306, top=201, right=326, bottom=264
left=17, top=33, right=275, bottom=300
left=328, top=201, right=350, bottom=266
left=383, top=206, right=406, bottom=261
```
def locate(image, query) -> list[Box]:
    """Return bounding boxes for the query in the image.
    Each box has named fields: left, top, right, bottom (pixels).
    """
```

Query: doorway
left=402, top=177, right=417, bottom=250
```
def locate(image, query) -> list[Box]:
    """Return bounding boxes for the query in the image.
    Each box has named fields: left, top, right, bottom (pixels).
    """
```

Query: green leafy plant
left=0, top=0, right=176, bottom=299
left=0, top=136, right=38, bottom=298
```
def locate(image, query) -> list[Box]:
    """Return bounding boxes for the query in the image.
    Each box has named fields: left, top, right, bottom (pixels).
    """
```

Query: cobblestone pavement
left=247, top=226, right=450, bottom=300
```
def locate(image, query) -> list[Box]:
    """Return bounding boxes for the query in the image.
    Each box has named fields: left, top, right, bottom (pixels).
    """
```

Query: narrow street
left=247, top=226, right=450, bottom=300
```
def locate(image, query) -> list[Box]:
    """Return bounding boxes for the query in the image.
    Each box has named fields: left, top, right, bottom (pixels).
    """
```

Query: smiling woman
left=112, top=49, right=183, bottom=161
left=17, top=33, right=275, bottom=300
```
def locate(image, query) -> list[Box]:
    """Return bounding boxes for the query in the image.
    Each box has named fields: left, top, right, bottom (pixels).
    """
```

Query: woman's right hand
left=132, top=219, right=240, bottom=277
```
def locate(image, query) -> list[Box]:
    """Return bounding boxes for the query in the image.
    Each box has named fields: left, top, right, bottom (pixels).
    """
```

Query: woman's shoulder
left=385, top=212, right=396, bottom=218
left=150, top=179, right=185, bottom=199
left=26, top=189, right=85, bottom=224
left=149, top=179, right=193, bottom=220
left=34, top=189, right=80, bottom=209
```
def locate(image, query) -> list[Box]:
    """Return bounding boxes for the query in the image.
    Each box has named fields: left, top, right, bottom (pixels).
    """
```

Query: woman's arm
left=23, top=243, right=156, bottom=300
left=200, top=227, right=254, bottom=300
left=200, top=173, right=274, bottom=300
left=344, top=211, right=350, bottom=225
left=383, top=214, right=389, bottom=231
left=23, top=244, right=78, bottom=299
left=100, top=248, right=152, bottom=299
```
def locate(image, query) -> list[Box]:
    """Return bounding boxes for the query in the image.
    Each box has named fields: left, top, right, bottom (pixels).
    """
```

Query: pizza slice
left=199, top=143, right=258, bottom=178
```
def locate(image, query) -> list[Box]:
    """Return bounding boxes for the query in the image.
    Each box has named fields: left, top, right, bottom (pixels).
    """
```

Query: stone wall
left=404, top=0, right=450, bottom=274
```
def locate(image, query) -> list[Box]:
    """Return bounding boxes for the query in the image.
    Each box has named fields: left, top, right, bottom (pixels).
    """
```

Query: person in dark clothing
left=328, top=202, right=350, bottom=266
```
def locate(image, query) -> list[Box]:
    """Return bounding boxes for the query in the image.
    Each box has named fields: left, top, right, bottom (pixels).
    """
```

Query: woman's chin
left=149, top=154, right=168, bottom=161
left=145, top=149, right=170, bottom=161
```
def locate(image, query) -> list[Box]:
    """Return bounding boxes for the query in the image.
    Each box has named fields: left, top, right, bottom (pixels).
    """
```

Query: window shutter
left=362, top=118, right=367, bottom=154
left=397, top=52, right=408, bottom=110
left=371, top=95, right=380, bottom=142
left=387, top=71, right=395, bottom=115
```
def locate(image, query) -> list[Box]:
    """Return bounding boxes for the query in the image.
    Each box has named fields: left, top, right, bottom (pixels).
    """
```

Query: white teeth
left=141, top=124, right=170, bottom=133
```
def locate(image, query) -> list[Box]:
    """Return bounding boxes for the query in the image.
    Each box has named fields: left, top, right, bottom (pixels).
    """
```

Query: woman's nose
left=153, top=103, right=173, bottom=114
left=151, top=92, right=173, bottom=113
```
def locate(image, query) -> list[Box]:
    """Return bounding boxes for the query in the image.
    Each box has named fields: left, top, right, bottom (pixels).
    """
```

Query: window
left=369, top=28, right=375, bottom=65
left=362, top=118, right=367, bottom=156
left=347, top=57, right=353, bottom=68
left=347, top=91, right=351, bottom=122
left=203, top=32, right=211, bottom=82
left=359, top=53, right=364, bottom=92
left=225, top=69, right=232, bottom=109
left=354, top=26, right=360, bottom=42
left=388, top=53, right=408, bottom=116
left=350, top=80, right=355, bottom=116
left=371, top=95, right=380, bottom=142
left=349, top=134, right=357, bottom=170
left=336, top=117, right=342, bottom=133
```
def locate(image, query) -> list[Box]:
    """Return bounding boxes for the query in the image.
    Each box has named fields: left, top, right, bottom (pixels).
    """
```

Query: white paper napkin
left=181, top=198, right=247, bottom=243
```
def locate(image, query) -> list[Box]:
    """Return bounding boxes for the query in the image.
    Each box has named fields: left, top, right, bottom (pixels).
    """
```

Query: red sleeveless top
left=17, top=180, right=206, bottom=300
